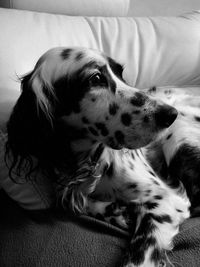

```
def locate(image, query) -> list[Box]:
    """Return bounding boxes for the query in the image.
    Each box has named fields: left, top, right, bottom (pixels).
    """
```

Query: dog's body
left=5, top=47, right=200, bottom=266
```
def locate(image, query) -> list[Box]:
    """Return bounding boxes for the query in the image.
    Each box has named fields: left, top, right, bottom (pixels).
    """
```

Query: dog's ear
left=6, top=69, right=58, bottom=179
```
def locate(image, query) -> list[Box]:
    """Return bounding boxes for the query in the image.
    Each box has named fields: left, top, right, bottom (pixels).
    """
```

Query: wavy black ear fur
left=5, top=71, right=72, bottom=182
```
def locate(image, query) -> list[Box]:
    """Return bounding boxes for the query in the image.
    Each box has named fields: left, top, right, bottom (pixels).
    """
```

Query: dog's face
left=19, top=47, right=178, bottom=150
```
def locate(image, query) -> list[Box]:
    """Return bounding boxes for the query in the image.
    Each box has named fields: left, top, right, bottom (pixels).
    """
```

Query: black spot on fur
left=121, top=113, right=132, bottom=126
left=145, top=202, right=159, bottom=210
left=143, top=115, right=149, bottom=123
left=130, top=92, right=147, bottom=107
left=82, top=117, right=89, bottom=124
left=106, top=162, right=114, bottom=177
left=149, top=170, right=156, bottom=177
left=105, top=202, right=116, bottom=216
left=195, top=116, right=200, bottom=122
left=95, top=122, right=109, bottom=136
left=150, top=248, right=161, bottom=264
left=61, top=48, right=72, bottom=60
left=91, top=98, right=96, bottom=102
left=154, top=195, right=162, bottom=200
left=176, top=209, right=183, bottom=213
left=132, top=110, right=140, bottom=114
left=107, top=57, right=124, bottom=81
left=115, top=131, right=125, bottom=144
left=107, top=137, right=116, bottom=148
left=124, top=214, right=156, bottom=266
left=166, top=133, right=172, bottom=140
left=109, top=102, right=119, bottom=116
left=169, top=143, right=200, bottom=208
left=151, top=214, right=172, bottom=224
left=75, top=52, right=84, bottom=61
left=127, top=183, right=137, bottom=189
left=88, top=127, right=99, bottom=136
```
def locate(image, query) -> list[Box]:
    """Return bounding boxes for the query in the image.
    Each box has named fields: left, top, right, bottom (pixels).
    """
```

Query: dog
left=6, top=47, right=197, bottom=267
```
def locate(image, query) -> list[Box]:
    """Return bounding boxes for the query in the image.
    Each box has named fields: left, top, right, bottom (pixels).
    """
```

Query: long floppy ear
left=6, top=69, right=58, bottom=180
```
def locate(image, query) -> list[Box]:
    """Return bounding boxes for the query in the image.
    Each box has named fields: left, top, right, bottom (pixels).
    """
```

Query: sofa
left=1, top=1, right=200, bottom=266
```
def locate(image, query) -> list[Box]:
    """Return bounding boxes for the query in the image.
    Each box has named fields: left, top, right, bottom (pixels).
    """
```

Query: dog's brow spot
left=61, top=48, right=72, bottom=60
left=109, top=102, right=119, bottom=116
left=75, top=52, right=84, bottom=61
left=88, top=127, right=99, bottom=136
left=143, top=115, right=149, bottom=123
left=95, top=122, right=109, bottom=136
left=91, top=98, right=96, bottom=102
left=121, top=113, right=132, bottom=126
left=82, top=117, right=90, bottom=124
left=115, top=130, right=125, bottom=144
left=195, top=116, right=200, bottom=122
left=130, top=92, right=147, bottom=107
left=166, top=133, right=172, bottom=140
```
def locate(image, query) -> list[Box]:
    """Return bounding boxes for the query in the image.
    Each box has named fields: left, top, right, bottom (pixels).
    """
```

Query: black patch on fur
left=91, top=98, right=96, bottom=102
left=127, top=183, right=137, bottom=189
left=130, top=92, right=147, bottom=107
left=150, top=248, right=161, bottom=264
left=115, top=131, right=125, bottom=144
left=107, top=57, right=124, bottom=81
left=88, top=127, right=99, bottom=136
left=121, top=113, right=132, bottom=126
left=107, top=137, right=116, bottom=148
left=149, top=170, right=156, bottom=177
left=166, top=133, right=172, bottom=140
left=145, top=201, right=158, bottom=210
left=151, top=213, right=172, bottom=224
left=132, top=110, right=140, bottom=114
left=95, top=122, right=109, bottom=136
left=169, top=143, right=200, bottom=209
left=154, top=195, right=162, bottom=200
left=123, top=214, right=156, bottom=266
left=82, top=117, right=89, bottom=124
left=195, top=116, right=200, bottom=122
left=109, top=102, right=119, bottom=116
left=61, top=48, right=72, bottom=60
left=75, top=52, right=84, bottom=61
left=143, top=115, right=149, bottom=123
left=106, top=162, right=114, bottom=177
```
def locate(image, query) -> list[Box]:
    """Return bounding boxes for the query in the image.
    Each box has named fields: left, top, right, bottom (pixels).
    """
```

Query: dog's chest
left=92, top=148, right=165, bottom=203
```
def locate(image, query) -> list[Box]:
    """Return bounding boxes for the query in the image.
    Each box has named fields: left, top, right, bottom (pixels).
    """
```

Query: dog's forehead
left=40, top=47, right=108, bottom=82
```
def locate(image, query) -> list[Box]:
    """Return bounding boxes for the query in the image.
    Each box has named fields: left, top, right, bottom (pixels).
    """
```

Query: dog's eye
left=89, top=73, right=105, bottom=87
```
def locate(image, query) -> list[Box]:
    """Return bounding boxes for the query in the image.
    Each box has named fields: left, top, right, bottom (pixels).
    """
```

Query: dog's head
left=6, top=47, right=177, bottom=177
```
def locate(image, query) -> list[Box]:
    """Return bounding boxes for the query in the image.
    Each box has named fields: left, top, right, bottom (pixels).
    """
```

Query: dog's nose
left=155, top=104, right=178, bottom=128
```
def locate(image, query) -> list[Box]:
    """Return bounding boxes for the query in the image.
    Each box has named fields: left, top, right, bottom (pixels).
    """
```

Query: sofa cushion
left=0, top=0, right=130, bottom=17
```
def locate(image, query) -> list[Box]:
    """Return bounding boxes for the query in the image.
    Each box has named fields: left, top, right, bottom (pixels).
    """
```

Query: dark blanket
left=0, top=190, right=200, bottom=267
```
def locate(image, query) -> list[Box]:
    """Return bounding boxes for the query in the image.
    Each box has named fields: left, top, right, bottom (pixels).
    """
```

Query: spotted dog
left=6, top=47, right=191, bottom=267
